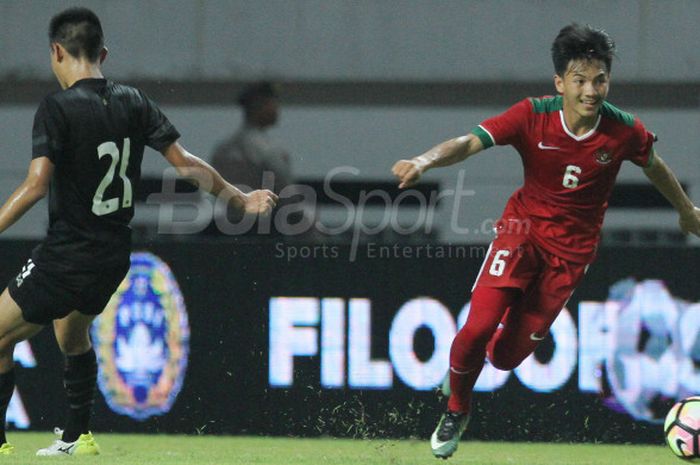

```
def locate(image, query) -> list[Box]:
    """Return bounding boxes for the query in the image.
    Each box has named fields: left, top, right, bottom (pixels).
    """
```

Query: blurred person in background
left=210, top=81, right=316, bottom=237
left=211, top=81, right=292, bottom=195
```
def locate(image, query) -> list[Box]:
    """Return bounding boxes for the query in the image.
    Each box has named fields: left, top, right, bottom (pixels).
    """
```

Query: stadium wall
left=2, top=240, right=697, bottom=443
left=2, top=0, right=700, bottom=81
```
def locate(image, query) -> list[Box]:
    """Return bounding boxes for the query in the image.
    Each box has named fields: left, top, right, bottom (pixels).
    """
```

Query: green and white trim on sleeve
left=472, top=125, right=495, bottom=149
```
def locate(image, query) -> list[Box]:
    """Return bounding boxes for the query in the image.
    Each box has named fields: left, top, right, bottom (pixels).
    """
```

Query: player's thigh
left=76, top=261, right=128, bottom=316
left=473, top=234, right=541, bottom=292
left=500, top=302, right=551, bottom=343
left=0, top=289, right=43, bottom=350
left=8, top=258, right=77, bottom=324
left=54, top=262, right=128, bottom=355
left=511, top=259, right=588, bottom=335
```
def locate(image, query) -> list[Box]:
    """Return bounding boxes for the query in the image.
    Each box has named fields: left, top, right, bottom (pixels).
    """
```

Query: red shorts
left=473, top=232, right=588, bottom=328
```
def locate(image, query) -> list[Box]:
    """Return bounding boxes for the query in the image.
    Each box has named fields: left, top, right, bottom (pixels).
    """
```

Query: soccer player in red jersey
left=392, top=23, right=700, bottom=459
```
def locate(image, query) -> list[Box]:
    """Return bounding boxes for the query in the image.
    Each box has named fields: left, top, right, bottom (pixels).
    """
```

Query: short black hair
left=49, top=7, right=104, bottom=62
left=551, top=23, right=615, bottom=76
left=237, top=81, right=278, bottom=109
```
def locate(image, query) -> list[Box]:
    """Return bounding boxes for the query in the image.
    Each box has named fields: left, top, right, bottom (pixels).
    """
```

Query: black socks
left=62, top=349, right=97, bottom=443
left=0, top=369, right=15, bottom=445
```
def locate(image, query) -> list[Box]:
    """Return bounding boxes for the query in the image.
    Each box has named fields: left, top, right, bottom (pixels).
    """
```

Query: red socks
left=447, top=286, right=519, bottom=413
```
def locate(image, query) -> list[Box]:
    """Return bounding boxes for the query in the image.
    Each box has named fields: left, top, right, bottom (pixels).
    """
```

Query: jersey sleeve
left=32, top=96, right=67, bottom=163
left=625, top=117, right=655, bottom=167
left=139, top=91, right=181, bottom=151
left=471, top=98, right=532, bottom=149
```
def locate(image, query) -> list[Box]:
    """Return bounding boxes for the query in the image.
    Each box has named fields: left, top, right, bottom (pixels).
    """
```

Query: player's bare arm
left=392, top=133, right=484, bottom=188
left=643, top=150, right=700, bottom=236
left=0, top=157, right=53, bottom=234
left=161, top=141, right=278, bottom=215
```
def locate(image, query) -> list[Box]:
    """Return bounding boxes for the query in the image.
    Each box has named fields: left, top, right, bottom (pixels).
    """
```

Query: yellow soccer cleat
left=0, top=443, right=14, bottom=455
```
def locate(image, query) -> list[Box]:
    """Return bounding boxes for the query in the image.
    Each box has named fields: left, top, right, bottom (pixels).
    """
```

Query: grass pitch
left=2, top=432, right=674, bottom=464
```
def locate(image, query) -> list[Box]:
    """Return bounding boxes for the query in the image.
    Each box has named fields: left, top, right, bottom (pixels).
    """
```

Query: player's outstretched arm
left=0, top=157, right=53, bottom=234
left=392, top=133, right=484, bottom=188
left=161, top=142, right=278, bottom=215
left=643, top=150, right=700, bottom=236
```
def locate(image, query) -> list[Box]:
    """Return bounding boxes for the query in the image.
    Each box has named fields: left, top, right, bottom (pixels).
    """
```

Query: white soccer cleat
left=431, top=411, right=470, bottom=459
left=36, top=428, right=100, bottom=456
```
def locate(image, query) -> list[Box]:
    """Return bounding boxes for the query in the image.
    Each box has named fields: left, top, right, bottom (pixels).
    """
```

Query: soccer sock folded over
left=447, top=286, right=519, bottom=414
left=0, top=369, right=15, bottom=445
left=62, top=349, right=97, bottom=443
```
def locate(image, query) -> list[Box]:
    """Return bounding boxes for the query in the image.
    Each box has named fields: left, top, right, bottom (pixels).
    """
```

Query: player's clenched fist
left=244, top=189, right=279, bottom=215
left=680, top=207, right=700, bottom=237
left=392, top=159, right=424, bottom=189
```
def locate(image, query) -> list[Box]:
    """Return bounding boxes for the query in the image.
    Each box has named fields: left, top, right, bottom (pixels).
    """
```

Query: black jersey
left=31, top=78, right=180, bottom=270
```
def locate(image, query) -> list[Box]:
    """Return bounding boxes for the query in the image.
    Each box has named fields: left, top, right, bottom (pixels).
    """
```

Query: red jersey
left=472, top=95, right=655, bottom=264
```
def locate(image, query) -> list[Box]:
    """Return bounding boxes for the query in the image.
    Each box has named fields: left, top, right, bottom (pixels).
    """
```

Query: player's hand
left=244, top=189, right=279, bottom=216
left=679, top=206, right=700, bottom=237
left=392, top=159, right=424, bottom=189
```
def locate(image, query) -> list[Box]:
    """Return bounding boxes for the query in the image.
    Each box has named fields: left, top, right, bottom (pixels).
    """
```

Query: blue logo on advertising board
left=92, top=252, right=190, bottom=420
left=598, top=279, right=700, bottom=423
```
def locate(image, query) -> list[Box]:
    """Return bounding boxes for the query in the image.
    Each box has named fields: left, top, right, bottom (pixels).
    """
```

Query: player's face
left=554, top=59, right=610, bottom=123
left=254, top=98, right=279, bottom=127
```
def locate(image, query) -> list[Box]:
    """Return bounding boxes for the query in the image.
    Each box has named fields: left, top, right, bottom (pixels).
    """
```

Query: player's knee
left=450, top=327, right=493, bottom=368
left=488, top=346, right=527, bottom=371
left=0, top=342, right=15, bottom=371
left=0, top=344, right=12, bottom=360
left=453, top=325, right=493, bottom=351
left=489, top=356, right=521, bottom=371
left=59, top=342, right=91, bottom=356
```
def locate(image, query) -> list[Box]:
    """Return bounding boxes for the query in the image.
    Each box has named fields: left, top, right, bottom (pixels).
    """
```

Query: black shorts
left=8, top=258, right=130, bottom=325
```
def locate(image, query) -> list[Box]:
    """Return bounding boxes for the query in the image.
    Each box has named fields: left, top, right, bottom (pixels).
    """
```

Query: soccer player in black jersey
left=0, top=7, right=278, bottom=456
